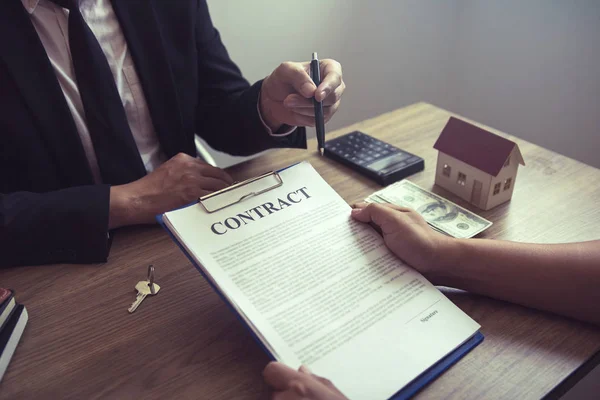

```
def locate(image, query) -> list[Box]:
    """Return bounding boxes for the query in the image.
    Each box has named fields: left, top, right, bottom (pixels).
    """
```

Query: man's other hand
left=109, top=153, right=233, bottom=228
left=263, top=362, right=348, bottom=400
left=260, top=59, right=345, bottom=132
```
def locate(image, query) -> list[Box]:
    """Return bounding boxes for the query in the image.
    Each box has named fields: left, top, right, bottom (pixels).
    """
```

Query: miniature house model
left=433, top=117, right=525, bottom=210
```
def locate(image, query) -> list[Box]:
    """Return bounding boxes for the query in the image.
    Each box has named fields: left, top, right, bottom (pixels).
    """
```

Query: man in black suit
left=0, top=0, right=345, bottom=267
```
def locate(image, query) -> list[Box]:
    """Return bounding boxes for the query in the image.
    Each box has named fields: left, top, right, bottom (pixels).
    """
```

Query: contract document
left=160, top=161, right=482, bottom=400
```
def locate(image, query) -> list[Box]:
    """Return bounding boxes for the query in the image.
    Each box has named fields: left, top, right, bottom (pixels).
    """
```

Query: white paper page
left=164, top=162, right=480, bottom=400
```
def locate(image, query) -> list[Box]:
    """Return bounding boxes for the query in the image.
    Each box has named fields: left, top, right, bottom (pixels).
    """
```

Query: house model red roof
left=433, top=117, right=525, bottom=177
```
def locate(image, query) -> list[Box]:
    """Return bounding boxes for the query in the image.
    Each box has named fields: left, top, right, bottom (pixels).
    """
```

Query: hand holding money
left=365, top=180, right=492, bottom=239
left=351, top=202, right=452, bottom=275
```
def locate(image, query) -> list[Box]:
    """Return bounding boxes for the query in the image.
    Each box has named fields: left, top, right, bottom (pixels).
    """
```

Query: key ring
left=147, top=264, right=155, bottom=295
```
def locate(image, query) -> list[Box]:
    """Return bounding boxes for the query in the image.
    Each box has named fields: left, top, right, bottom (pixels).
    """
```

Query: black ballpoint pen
left=310, top=52, right=326, bottom=155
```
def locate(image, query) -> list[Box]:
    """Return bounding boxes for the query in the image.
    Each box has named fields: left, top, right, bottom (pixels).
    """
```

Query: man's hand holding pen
left=259, top=58, right=345, bottom=133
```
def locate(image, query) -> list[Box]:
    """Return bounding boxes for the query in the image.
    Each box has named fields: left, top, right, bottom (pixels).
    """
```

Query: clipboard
left=198, top=170, right=283, bottom=213
left=158, top=162, right=484, bottom=399
left=156, top=165, right=302, bottom=361
left=198, top=162, right=300, bottom=213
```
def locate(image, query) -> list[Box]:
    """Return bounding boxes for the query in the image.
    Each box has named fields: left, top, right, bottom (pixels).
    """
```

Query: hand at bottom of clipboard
left=108, top=153, right=234, bottom=229
left=263, top=362, right=348, bottom=400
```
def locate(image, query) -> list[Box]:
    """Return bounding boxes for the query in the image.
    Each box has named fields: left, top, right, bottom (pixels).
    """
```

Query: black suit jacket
left=0, top=0, right=307, bottom=267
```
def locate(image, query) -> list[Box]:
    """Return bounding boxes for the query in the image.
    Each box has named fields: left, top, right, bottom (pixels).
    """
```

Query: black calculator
left=323, top=131, right=424, bottom=186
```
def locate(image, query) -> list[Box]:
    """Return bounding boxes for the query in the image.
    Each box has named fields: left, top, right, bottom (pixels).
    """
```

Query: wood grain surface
left=1, top=102, right=599, bottom=399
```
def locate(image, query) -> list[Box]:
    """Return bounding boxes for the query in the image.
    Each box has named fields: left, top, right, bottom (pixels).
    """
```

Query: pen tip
left=312, top=52, right=318, bottom=60
left=319, top=147, right=324, bottom=156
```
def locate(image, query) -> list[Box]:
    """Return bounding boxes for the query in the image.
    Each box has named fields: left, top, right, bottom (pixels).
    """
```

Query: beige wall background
left=204, top=0, right=600, bottom=170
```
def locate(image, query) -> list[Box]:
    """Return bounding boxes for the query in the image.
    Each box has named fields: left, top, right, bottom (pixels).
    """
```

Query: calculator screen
left=366, top=153, right=412, bottom=172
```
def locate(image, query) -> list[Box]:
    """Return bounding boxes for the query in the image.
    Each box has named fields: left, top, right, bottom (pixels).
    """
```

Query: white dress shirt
left=22, top=0, right=292, bottom=184
left=23, top=0, right=167, bottom=183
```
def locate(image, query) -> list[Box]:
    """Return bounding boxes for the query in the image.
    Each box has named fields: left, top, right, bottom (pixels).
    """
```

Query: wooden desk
left=1, top=102, right=599, bottom=399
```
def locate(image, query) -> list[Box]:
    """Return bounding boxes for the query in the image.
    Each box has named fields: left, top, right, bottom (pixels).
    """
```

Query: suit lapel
left=111, top=0, right=186, bottom=158
left=0, top=0, right=94, bottom=186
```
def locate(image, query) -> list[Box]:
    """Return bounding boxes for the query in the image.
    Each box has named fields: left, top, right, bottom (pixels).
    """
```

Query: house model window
left=504, top=178, right=512, bottom=190
left=443, top=164, right=451, bottom=177
left=493, top=182, right=501, bottom=195
left=457, top=172, right=466, bottom=186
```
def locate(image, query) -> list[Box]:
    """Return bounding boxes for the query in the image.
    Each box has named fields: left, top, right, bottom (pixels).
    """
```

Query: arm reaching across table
left=351, top=202, right=600, bottom=326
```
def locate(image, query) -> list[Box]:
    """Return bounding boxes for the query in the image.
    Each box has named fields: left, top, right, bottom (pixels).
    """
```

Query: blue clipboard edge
left=391, top=331, right=485, bottom=399
left=154, top=163, right=302, bottom=362
left=157, top=212, right=277, bottom=361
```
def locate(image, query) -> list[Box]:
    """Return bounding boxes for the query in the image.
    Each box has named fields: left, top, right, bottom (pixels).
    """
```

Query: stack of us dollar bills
left=365, top=180, right=492, bottom=239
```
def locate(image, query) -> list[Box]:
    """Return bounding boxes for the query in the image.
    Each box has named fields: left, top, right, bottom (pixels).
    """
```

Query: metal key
left=128, top=280, right=161, bottom=313
left=147, top=265, right=156, bottom=295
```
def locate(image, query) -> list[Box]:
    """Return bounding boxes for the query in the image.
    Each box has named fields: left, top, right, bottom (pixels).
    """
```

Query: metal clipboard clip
left=198, top=170, right=283, bottom=213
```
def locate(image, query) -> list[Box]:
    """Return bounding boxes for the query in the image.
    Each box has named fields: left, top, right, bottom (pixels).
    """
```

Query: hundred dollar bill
left=366, top=193, right=452, bottom=237
left=366, top=180, right=492, bottom=239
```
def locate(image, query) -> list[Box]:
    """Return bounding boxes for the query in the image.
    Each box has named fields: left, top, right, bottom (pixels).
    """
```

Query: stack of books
left=0, top=288, right=28, bottom=382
